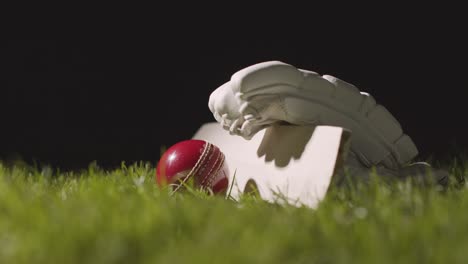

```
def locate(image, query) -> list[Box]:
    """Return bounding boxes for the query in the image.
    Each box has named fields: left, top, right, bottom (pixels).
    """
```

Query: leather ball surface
left=156, top=139, right=229, bottom=194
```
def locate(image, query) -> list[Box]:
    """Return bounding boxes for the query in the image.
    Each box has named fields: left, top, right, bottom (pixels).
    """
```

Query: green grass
left=0, top=160, right=467, bottom=264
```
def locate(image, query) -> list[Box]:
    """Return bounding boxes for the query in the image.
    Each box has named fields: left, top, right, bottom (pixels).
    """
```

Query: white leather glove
left=208, top=61, right=419, bottom=171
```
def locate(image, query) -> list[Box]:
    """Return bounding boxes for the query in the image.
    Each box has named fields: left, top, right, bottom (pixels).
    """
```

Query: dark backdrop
left=2, top=9, right=467, bottom=170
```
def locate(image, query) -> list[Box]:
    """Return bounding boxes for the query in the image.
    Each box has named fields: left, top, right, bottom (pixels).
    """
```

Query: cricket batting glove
left=208, top=61, right=419, bottom=172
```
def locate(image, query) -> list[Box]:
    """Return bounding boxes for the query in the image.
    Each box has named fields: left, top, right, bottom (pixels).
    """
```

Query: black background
left=2, top=7, right=467, bottom=170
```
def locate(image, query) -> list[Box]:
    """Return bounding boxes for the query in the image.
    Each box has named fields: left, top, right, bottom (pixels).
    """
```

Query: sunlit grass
left=0, top=160, right=467, bottom=263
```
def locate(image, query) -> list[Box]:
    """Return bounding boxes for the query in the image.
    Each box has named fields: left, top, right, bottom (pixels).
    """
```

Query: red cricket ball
left=156, top=139, right=229, bottom=194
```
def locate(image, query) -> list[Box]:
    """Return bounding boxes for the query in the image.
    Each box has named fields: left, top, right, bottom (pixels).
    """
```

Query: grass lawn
left=0, top=159, right=467, bottom=263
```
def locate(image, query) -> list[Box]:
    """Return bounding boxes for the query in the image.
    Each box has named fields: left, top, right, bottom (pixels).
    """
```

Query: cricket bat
left=193, top=122, right=351, bottom=209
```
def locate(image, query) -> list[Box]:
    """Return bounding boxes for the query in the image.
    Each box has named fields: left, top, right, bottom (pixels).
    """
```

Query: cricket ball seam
left=206, top=153, right=225, bottom=187
left=201, top=148, right=224, bottom=186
